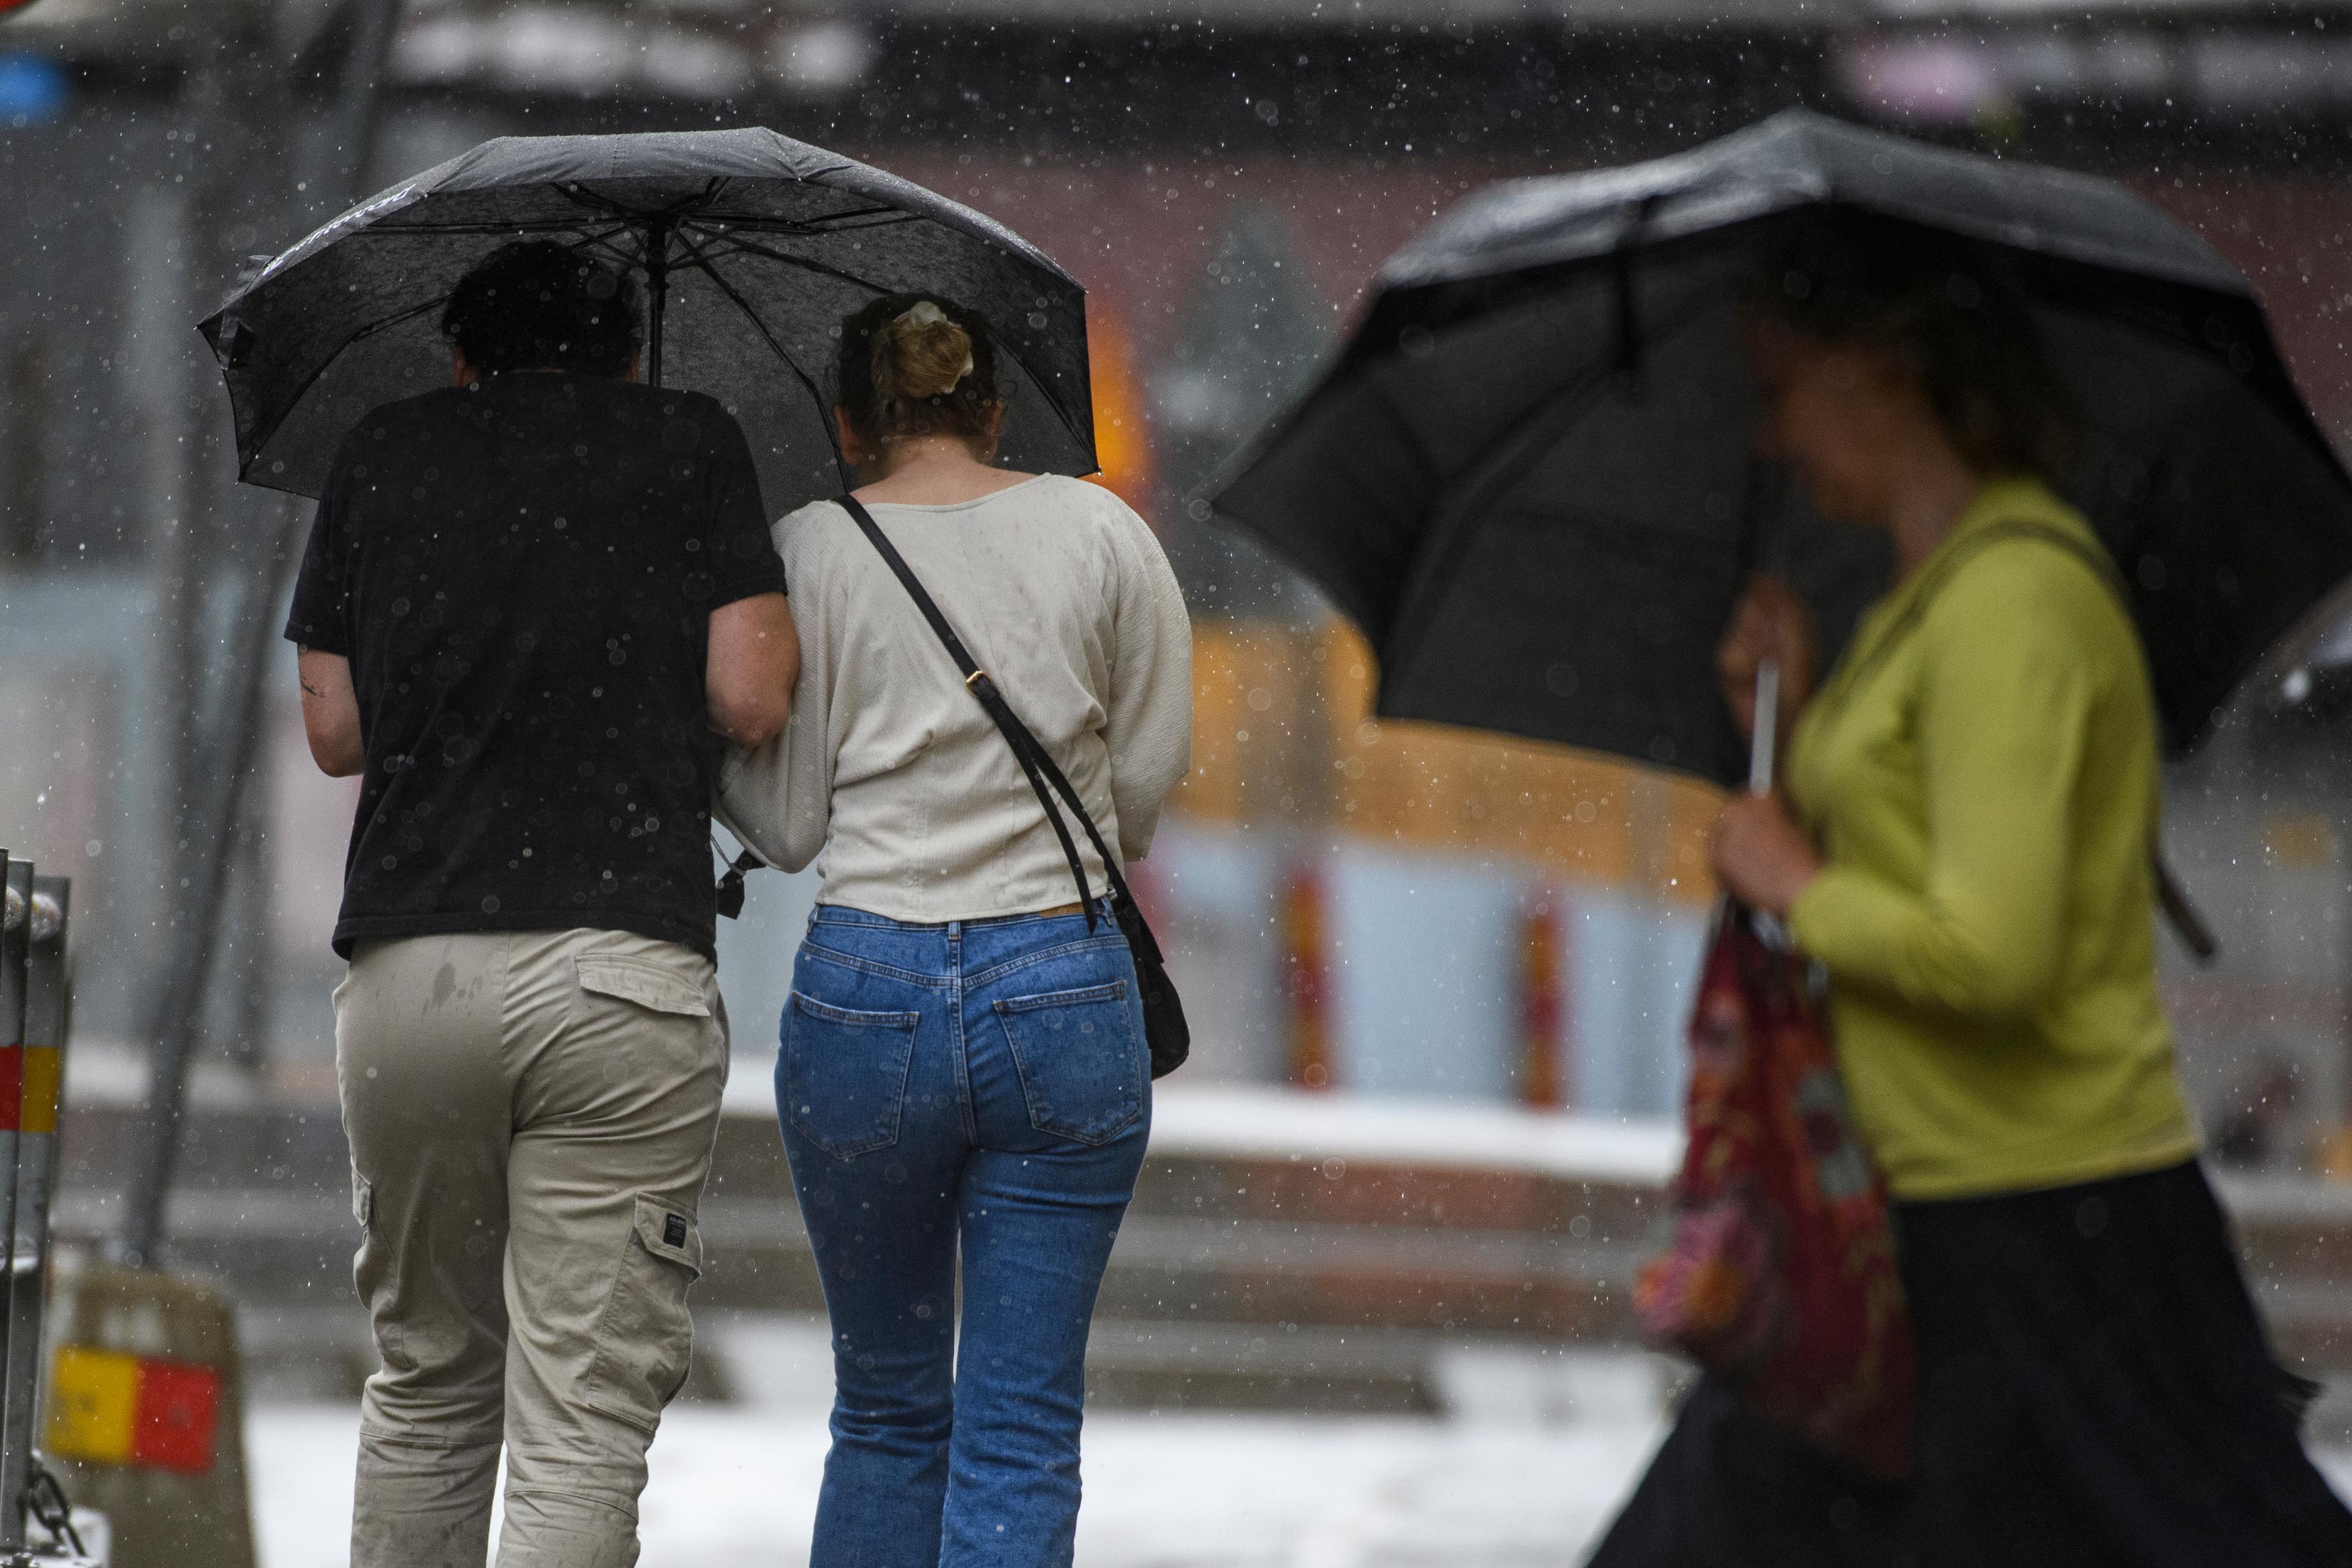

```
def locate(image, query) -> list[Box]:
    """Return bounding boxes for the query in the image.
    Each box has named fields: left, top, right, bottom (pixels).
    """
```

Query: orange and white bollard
left=1279, top=862, right=1333, bottom=1091
left=1518, top=891, right=1571, bottom=1110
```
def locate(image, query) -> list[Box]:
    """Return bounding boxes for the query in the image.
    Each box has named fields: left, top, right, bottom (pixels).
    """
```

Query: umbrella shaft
left=644, top=217, right=671, bottom=389
left=1749, top=658, right=1780, bottom=796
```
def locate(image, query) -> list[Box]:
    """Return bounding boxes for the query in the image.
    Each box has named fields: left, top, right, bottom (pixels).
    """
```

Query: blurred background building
left=4, top=0, right=2352, bottom=1154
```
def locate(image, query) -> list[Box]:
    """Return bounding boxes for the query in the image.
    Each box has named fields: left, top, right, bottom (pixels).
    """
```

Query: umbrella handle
left=1744, top=657, right=1800, bottom=951
left=1748, top=657, right=1780, bottom=796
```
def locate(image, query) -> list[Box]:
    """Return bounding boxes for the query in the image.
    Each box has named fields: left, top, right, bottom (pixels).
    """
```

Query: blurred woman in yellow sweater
left=1591, top=213, right=2352, bottom=1567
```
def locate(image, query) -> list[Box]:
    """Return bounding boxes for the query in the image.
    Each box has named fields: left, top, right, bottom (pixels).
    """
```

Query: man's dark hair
left=1751, top=209, right=2077, bottom=487
left=441, top=241, right=642, bottom=378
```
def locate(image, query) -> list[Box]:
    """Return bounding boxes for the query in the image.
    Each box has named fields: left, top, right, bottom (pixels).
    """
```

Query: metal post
left=2, top=877, right=69, bottom=1551
left=333, top=0, right=404, bottom=206
left=119, top=0, right=407, bottom=1273
left=119, top=508, right=306, bottom=1270
left=0, top=855, right=30, bottom=1526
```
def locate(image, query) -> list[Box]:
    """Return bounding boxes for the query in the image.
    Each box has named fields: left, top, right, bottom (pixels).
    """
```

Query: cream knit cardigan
left=717, top=474, right=1194, bottom=922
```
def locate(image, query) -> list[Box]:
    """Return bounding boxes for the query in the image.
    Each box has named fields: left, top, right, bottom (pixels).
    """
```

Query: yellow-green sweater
left=1785, top=478, right=2199, bottom=1202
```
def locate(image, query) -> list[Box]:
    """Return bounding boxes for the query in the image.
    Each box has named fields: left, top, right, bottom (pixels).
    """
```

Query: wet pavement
left=246, top=1397, right=2352, bottom=1567
left=249, top=1400, right=1665, bottom=1567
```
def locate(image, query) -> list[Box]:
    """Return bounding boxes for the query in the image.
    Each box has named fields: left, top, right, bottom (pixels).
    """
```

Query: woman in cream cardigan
left=720, top=295, right=1191, bottom=1568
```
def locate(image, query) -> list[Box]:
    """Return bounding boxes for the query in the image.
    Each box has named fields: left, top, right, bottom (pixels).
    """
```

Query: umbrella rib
left=341, top=295, right=447, bottom=345
left=556, top=177, right=727, bottom=223
left=679, top=224, right=1096, bottom=464
left=674, top=226, right=912, bottom=295
left=241, top=294, right=450, bottom=473
left=567, top=228, right=650, bottom=271
left=668, top=228, right=853, bottom=488
left=358, top=208, right=918, bottom=243
left=698, top=208, right=922, bottom=235
left=240, top=218, right=639, bottom=464
left=350, top=219, right=638, bottom=238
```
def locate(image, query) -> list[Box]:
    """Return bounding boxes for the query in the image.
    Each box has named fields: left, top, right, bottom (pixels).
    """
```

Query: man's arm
left=707, top=592, right=798, bottom=749
left=298, top=647, right=364, bottom=777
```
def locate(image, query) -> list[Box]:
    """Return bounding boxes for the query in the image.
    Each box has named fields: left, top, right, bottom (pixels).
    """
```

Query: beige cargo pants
left=334, top=927, right=729, bottom=1568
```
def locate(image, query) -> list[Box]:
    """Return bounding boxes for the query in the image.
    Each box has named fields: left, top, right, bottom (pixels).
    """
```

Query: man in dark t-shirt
left=287, top=364, right=780, bottom=959
left=289, top=241, right=795, bottom=1568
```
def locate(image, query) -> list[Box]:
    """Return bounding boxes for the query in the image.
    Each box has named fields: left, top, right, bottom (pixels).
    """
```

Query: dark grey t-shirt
left=285, top=374, right=787, bottom=960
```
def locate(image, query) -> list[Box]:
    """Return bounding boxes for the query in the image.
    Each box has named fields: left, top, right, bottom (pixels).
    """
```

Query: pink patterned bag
left=1634, top=905, right=1917, bottom=1478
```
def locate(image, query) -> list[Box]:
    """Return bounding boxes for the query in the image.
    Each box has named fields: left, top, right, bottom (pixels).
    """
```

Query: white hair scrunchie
left=891, top=300, right=974, bottom=393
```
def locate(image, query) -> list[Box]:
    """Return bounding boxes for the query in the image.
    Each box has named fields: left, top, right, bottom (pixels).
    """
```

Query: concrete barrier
left=34, top=1071, right=2352, bottom=1421
left=41, top=1260, right=254, bottom=1568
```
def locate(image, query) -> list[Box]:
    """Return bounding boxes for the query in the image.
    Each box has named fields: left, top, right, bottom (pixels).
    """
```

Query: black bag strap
left=837, top=493, right=1133, bottom=935
left=1810, top=518, right=2216, bottom=961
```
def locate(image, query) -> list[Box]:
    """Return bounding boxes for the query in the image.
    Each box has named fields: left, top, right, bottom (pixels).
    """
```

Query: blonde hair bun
left=875, top=300, right=976, bottom=402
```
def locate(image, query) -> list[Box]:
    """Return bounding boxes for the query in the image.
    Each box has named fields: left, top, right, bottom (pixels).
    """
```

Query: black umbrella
left=1212, top=108, right=2352, bottom=785
left=200, top=127, right=1096, bottom=509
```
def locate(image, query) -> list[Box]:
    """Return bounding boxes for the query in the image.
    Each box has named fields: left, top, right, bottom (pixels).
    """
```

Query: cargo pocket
left=350, top=1174, right=407, bottom=1368
left=783, top=992, right=918, bottom=1161
left=575, top=954, right=712, bottom=1017
left=994, top=980, right=1144, bottom=1145
left=581, top=1194, right=703, bottom=1433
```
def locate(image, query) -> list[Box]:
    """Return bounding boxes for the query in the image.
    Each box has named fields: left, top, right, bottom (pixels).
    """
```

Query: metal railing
left=0, top=851, right=86, bottom=1562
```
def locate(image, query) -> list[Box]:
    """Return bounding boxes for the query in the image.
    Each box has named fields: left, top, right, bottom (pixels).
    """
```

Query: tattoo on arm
left=296, top=648, right=339, bottom=700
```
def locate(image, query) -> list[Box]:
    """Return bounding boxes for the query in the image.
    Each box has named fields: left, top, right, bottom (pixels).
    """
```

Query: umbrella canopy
left=1212, top=108, right=2352, bottom=786
left=200, top=128, right=1095, bottom=510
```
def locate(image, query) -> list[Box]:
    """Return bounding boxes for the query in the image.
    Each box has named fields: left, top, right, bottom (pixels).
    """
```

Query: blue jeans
left=775, top=902, right=1152, bottom=1568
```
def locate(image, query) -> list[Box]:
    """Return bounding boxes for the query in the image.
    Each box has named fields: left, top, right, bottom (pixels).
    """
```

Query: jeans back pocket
left=783, top=991, right=919, bottom=1161
left=992, top=980, right=1144, bottom=1145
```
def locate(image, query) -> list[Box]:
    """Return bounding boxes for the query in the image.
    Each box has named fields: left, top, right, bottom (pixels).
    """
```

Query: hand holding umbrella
left=1716, top=576, right=1817, bottom=774
left=1713, top=795, right=1820, bottom=920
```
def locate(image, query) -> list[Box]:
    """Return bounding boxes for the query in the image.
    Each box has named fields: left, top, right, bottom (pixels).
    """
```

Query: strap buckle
left=965, top=669, right=989, bottom=688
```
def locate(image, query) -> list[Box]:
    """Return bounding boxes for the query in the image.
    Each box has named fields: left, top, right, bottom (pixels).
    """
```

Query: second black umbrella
left=1213, top=109, right=2352, bottom=785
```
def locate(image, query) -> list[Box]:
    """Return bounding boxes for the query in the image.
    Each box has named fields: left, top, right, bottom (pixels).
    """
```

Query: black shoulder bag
left=837, top=492, right=1191, bottom=1078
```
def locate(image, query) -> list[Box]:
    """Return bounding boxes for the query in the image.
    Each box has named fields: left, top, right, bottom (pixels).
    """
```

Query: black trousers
left=1590, top=1162, right=2352, bottom=1568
